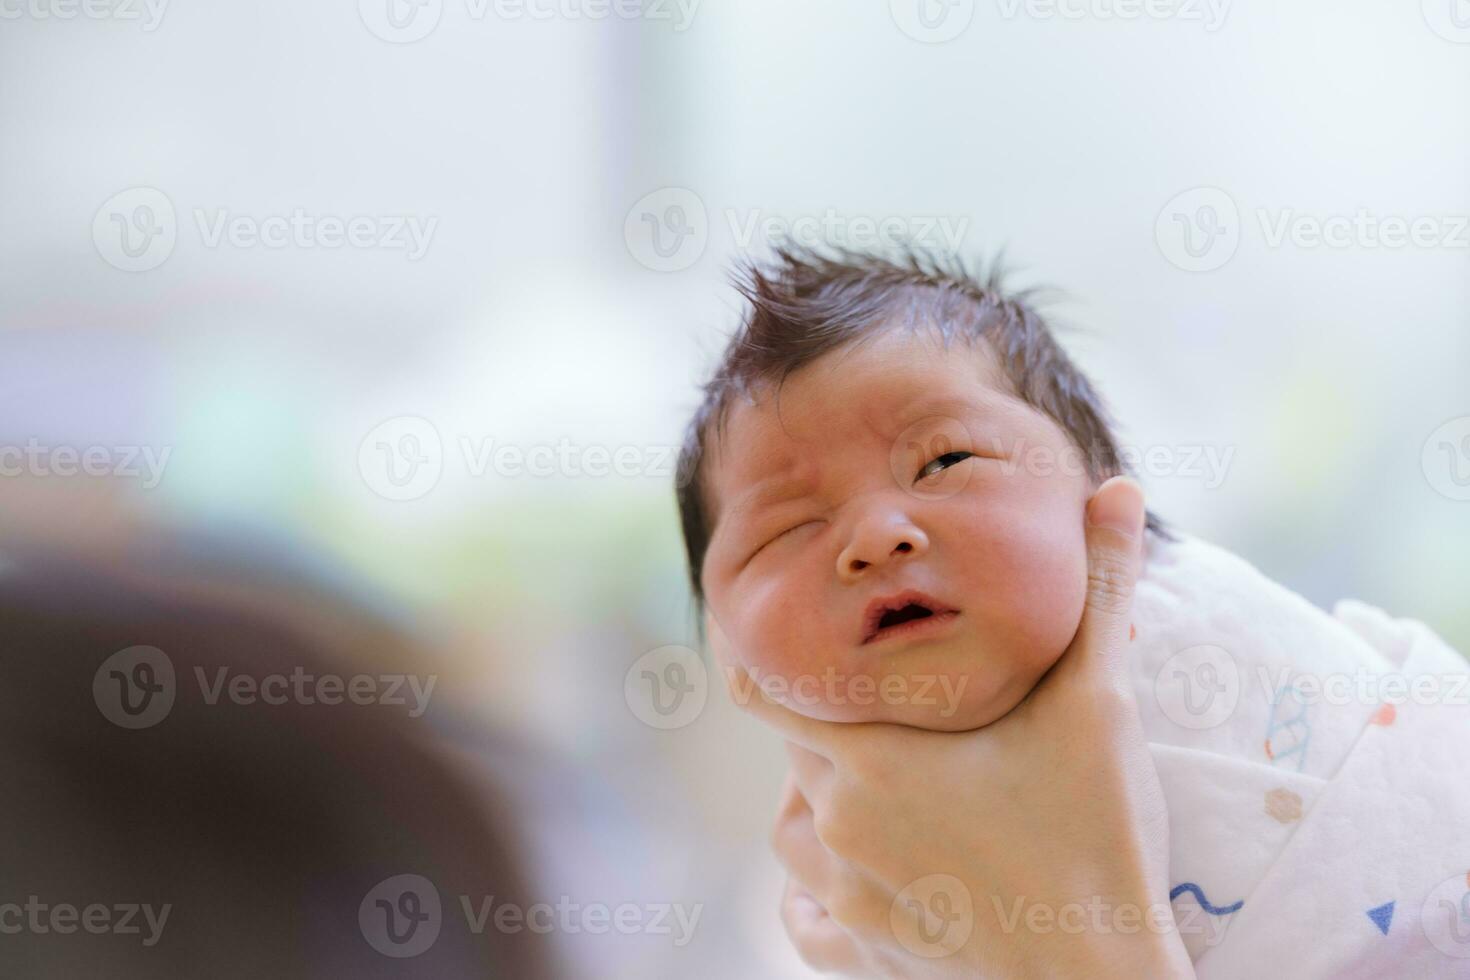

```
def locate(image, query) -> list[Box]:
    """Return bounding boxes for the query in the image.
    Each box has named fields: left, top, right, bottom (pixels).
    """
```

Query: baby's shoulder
left=1133, top=531, right=1395, bottom=677
left=1127, top=530, right=1399, bottom=781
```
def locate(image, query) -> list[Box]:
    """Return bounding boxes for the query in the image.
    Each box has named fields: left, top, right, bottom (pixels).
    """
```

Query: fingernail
left=1087, top=477, right=1144, bottom=536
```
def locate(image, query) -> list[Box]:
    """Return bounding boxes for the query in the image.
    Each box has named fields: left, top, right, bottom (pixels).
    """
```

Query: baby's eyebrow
left=890, top=392, right=991, bottom=428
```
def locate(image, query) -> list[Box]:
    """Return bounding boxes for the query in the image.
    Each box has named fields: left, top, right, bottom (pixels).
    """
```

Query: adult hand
left=714, top=477, right=1193, bottom=978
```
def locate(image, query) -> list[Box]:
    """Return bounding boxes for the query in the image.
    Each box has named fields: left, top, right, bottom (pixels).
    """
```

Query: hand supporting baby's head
left=677, top=247, right=1163, bottom=731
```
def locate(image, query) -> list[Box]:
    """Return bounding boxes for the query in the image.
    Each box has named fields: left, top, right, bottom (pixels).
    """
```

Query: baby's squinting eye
left=916, top=450, right=975, bottom=482
left=749, top=520, right=820, bottom=562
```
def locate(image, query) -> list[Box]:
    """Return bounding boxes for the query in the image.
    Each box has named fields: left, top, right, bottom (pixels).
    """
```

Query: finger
left=772, top=774, right=841, bottom=899
left=780, top=876, right=865, bottom=975
left=1063, top=475, right=1146, bottom=674
left=785, top=741, right=835, bottom=808
left=772, top=777, right=890, bottom=941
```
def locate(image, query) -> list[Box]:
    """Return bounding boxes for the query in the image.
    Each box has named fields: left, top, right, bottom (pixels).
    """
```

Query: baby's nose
left=836, top=517, right=929, bottom=582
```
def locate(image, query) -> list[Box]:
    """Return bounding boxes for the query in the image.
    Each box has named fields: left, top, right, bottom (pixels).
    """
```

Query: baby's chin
left=769, top=665, right=1036, bottom=732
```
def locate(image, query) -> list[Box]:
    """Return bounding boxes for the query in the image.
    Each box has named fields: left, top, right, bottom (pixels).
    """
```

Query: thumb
left=1067, top=475, right=1147, bottom=671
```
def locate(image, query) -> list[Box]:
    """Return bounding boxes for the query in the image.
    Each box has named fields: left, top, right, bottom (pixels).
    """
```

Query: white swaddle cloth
left=1130, top=533, right=1470, bottom=977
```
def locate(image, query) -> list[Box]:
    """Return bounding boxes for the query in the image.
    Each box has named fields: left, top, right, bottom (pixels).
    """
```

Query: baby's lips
left=859, top=588, right=960, bottom=645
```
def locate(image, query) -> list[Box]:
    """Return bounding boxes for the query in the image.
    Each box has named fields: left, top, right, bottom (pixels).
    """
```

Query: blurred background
left=1, top=0, right=1467, bottom=975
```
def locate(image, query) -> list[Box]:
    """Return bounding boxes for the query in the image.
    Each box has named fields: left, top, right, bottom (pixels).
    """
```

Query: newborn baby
left=675, top=247, right=1470, bottom=977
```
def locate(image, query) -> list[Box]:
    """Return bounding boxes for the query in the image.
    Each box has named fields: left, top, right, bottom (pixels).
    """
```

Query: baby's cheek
left=976, top=508, right=1090, bottom=670
left=732, top=580, right=829, bottom=683
left=737, top=584, right=883, bottom=723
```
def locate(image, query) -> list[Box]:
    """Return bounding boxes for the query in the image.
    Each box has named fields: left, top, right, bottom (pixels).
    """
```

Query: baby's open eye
left=916, top=450, right=975, bottom=482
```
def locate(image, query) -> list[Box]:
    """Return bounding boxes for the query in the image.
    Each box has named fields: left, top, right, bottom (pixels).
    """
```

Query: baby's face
left=700, top=327, right=1094, bottom=730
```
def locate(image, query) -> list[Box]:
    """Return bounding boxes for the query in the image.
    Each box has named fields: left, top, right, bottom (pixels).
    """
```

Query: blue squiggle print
left=1170, top=882, right=1244, bottom=916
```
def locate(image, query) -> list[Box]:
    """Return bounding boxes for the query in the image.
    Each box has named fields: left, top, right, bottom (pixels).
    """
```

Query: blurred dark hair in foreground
left=0, top=533, right=555, bottom=979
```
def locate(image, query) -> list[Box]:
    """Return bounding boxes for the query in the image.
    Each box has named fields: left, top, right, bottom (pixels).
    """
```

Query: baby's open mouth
left=860, top=590, right=960, bottom=646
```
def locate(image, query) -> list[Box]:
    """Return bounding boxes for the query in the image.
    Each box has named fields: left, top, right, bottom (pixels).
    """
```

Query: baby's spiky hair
left=675, top=245, right=1165, bottom=604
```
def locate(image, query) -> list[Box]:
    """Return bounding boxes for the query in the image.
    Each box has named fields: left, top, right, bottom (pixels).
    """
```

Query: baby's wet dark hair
left=675, top=245, right=1166, bottom=606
